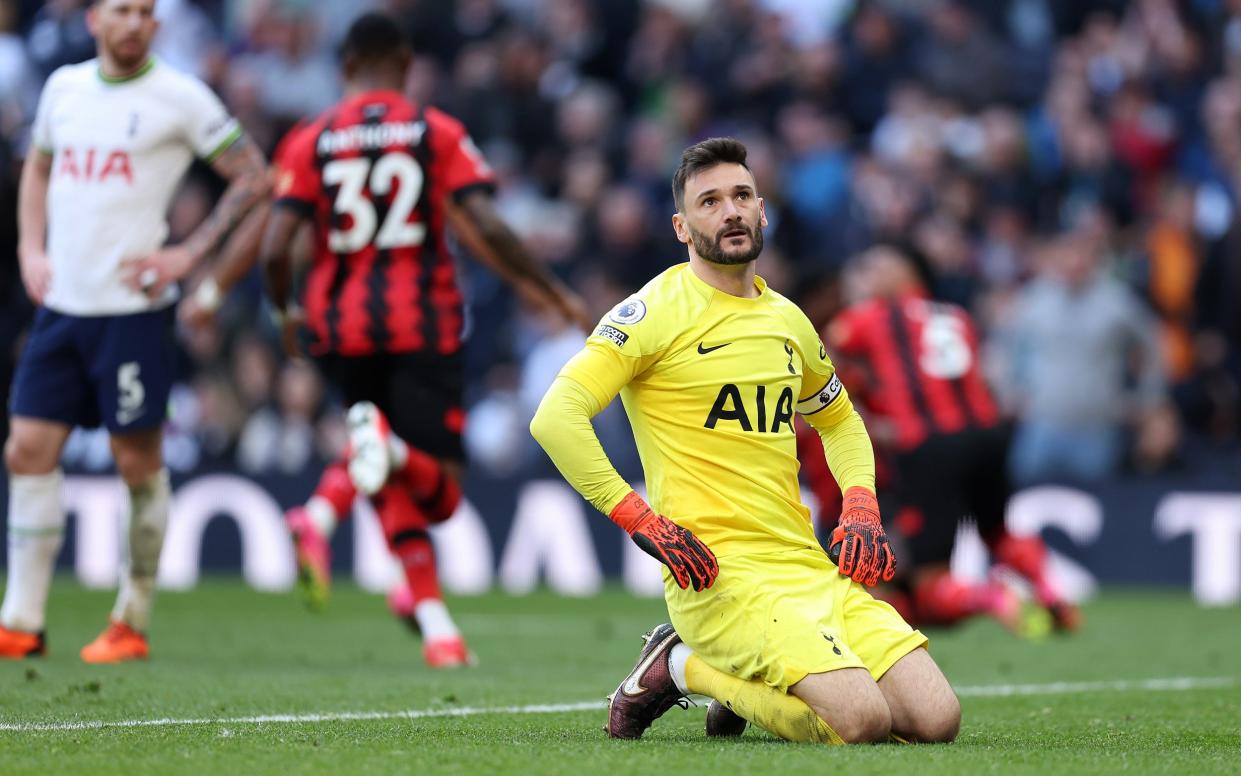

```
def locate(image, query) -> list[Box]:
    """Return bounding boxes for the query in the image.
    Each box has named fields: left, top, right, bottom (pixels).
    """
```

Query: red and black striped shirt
left=830, top=292, right=1000, bottom=451
left=273, top=91, right=494, bottom=357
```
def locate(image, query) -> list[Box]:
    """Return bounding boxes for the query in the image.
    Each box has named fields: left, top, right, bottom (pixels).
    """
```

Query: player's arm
left=16, top=148, right=53, bottom=305
left=430, top=110, right=591, bottom=330
left=451, top=190, right=593, bottom=331
left=188, top=137, right=270, bottom=262
left=799, top=378, right=875, bottom=495
left=799, top=335, right=895, bottom=587
left=179, top=199, right=271, bottom=329
left=175, top=138, right=271, bottom=284
left=259, top=202, right=311, bottom=358
left=530, top=344, right=718, bottom=591
left=123, top=137, right=271, bottom=297
left=801, top=379, right=895, bottom=587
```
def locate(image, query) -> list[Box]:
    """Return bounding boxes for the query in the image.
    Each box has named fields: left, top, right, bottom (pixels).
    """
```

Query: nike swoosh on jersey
left=697, top=342, right=731, bottom=355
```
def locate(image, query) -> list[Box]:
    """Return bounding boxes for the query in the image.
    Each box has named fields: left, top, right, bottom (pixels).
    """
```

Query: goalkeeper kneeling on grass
left=531, top=137, right=960, bottom=744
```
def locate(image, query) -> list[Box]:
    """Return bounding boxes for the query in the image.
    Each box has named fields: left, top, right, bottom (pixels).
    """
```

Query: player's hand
left=828, top=486, right=896, bottom=586
left=120, top=245, right=195, bottom=298
left=178, top=277, right=222, bottom=330
left=610, top=491, right=718, bottom=591
left=18, top=249, right=51, bottom=305
left=178, top=295, right=215, bottom=330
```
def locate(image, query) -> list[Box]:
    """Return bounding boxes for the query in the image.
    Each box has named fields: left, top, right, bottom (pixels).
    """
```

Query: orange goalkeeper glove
left=610, top=491, right=718, bottom=591
left=828, top=486, right=897, bottom=586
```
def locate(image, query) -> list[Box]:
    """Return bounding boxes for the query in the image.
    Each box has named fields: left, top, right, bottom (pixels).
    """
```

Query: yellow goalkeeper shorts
left=664, top=546, right=927, bottom=692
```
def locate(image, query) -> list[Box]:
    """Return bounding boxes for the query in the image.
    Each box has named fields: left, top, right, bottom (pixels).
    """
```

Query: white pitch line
left=0, top=701, right=606, bottom=733
left=0, top=676, right=1234, bottom=733
left=955, top=676, right=1238, bottom=697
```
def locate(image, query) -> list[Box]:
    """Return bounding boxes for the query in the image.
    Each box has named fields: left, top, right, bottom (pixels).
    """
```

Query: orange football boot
left=423, top=635, right=475, bottom=668
left=1047, top=601, right=1084, bottom=633
left=0, top=625, right=46, bottom=658
left=80, top=620, right=149, bottom=663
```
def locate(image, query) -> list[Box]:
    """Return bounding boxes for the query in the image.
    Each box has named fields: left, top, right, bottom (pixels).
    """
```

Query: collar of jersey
left=97, top=56, right=156, bottom=85
left=682, top=262, right=769, bottom=303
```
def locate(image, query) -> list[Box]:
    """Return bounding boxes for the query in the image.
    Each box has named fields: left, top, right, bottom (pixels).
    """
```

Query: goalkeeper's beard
left=690, top=220, right=764, bottom=266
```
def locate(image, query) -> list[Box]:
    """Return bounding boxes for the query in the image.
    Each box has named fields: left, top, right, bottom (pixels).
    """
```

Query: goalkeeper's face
left=674, top=163, right=768, bottom=267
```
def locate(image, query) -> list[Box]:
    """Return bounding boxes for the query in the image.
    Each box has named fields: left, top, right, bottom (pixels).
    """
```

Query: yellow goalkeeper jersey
left=552, top=262, right=872, bottom=558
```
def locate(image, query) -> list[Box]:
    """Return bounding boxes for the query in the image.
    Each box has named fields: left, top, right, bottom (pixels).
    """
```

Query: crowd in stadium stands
left=2, top=0, right=1241, bottom=485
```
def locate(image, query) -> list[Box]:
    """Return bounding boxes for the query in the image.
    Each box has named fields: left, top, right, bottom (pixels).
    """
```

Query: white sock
left=669, top=642, right=693, bottom=695
left=414, top=599, right=459, bottom=641
left=305, top=496, right=338, bottom=539
left=111, top=469, right=170, bottom=632
left=0, top=470, right=65, bottom=633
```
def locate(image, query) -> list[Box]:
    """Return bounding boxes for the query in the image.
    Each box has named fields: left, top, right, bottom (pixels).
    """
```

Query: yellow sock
left=685, top=654, right=843, bottom=744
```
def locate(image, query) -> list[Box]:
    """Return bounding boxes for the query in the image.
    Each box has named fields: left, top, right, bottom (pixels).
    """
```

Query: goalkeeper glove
left=609, top=491, right=718, bottom=591
left=828, top=486, right=896, bottom=586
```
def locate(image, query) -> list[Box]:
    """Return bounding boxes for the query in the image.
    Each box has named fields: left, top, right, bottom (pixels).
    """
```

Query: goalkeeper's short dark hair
left=672, top=137, right=751, bottom=212
left=339, top=12, right=408, bottom=65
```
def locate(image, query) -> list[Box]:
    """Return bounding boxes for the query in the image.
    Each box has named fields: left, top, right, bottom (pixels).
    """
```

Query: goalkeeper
left=531, top=138, right=960, bottom=744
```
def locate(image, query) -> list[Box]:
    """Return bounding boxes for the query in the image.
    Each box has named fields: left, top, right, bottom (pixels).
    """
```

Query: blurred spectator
left=839, top=2, right=910, bottom=134
left=230, top=3, right=340, bottom=123
left=150, top=0, right=217, bottom=78
left=997, top=229, right=1172, bottom=485
left=236, top=358, right=326, bottom=476
left=190, top=371, right=245, bottom=460
left=0, top=113, right=22, bottom=446
left=915, top=1, right=1013, bottom=108
left=1181, top=198, right=1241, bottom=448
left=0, top=0, right=36, bottom=134
left=25, top=0, right=93, bottom=80
left=586, top=183, right=666, bottom=288
left=777, top=101, right=851, bottom=267
left=1144, top=178, right=1201, bottom=383
left=911, top=211, right=978, bottom=308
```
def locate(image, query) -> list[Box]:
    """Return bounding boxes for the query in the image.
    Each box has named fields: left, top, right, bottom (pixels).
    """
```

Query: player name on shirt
left=317, top=120, right=425, bottom=155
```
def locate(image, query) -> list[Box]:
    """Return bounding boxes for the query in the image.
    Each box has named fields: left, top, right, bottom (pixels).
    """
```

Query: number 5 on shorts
left=117, top=361, right=146, bottom=424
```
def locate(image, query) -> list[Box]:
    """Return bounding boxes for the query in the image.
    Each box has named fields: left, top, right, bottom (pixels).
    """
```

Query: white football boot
left=346, top=402, right=394, bottom=495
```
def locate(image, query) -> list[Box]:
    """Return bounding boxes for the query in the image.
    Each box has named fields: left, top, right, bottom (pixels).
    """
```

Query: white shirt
left=31, top=57, right=241, bottom=315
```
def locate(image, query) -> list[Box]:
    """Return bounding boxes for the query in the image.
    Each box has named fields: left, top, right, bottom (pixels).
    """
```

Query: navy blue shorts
left=9, top=307, right=176, bottom=432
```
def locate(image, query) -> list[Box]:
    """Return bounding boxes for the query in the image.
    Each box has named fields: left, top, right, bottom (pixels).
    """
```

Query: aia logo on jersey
left=704, top=383, right=795, bottom=434
left=57, top=147, right=133, bottom=184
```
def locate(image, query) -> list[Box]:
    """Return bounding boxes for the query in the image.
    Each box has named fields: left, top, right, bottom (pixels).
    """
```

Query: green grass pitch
left=1, top=580, right=1238, bottom=774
